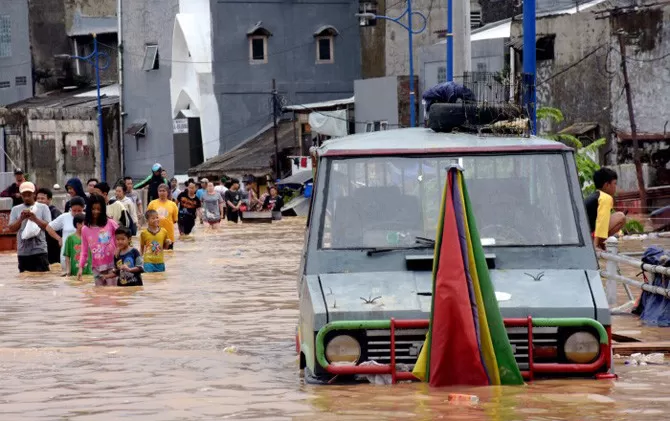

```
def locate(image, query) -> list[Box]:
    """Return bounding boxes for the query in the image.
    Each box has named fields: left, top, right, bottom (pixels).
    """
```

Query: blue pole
left=522, top=0, right=537, bottom=135
left=408, top=0, right=415, bottom=128
left=93, top=35, right=106, bottom=181
left=446, top=0, right=453, bottom=81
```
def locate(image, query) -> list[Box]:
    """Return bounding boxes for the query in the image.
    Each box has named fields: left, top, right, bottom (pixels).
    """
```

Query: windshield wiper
left=415, top=236, right=435, bottom=246
left=366, top=240, right=435, bottom=256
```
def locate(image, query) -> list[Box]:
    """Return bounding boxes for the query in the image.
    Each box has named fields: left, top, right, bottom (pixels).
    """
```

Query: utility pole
left=522, top=0, right=537, bottom=135
left=618, top=32, right=647, bottom=212
left=271, top=79, right=280, bottom=179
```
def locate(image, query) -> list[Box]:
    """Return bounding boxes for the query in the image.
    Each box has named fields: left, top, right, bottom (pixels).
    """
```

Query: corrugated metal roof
left=4, top=85, right=119, bottom=109
left=319, top=128, right=568, bottom=155
left=279, top=170, right=313, bottom=186
left=283, top=96, right=354, bottom=112
left=560, top=122, right=599, bottom=136
left=125, top=121, right=147, bottom=136
left=536, top=0, right=608, bottom=18
left=188, top=120, right=297, bottom=176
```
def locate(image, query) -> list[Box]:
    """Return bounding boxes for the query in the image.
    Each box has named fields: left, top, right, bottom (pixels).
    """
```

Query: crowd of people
left=1, top=163, right=286, bottom=285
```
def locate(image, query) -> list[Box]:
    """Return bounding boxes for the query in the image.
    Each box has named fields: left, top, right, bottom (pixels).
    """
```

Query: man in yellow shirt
left=584, top=168, right=626, bottom=250
left=146, top=184, right=179, bottom=249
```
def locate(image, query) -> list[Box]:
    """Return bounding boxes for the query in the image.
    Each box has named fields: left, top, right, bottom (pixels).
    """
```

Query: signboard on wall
left=173, top=119, right=188, bottom=134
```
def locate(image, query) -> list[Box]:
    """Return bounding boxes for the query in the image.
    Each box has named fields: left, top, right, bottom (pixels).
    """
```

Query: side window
left=0, top=15, right=11, bottom=58
left=247, top=23, right=272, bottom=64
left=314, top=25, right=338, bottom=64
left=249, top=36, right=268, bottom=63
left=142, top=44, right=159, bottom=71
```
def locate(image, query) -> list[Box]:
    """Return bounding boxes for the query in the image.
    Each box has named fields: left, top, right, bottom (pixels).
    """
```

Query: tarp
left=412, top=166, right=524, bottom=387
left=279, top=170, right=313, bottom=186
left=308, top=109, right=348, bottom=138
left=634, top=246, right=670, bottom=326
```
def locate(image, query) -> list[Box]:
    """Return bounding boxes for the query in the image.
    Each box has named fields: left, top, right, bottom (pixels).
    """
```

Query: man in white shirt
left=115, top=183, right=139, bottom=234
left=7, top=182, right=52, bottom=272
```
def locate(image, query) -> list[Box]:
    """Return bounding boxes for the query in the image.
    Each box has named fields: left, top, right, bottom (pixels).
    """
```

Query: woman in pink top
left=77, top=194, right=119, bottom=286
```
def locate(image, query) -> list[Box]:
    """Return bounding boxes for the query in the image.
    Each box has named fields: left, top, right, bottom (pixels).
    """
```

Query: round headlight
left=564, top=331, right=599, bottom=363
left=325, top=335, right=361, bottom=366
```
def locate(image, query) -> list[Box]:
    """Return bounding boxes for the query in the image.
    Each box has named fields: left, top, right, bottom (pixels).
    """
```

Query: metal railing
left=598, top=237, right=670, bottom=313
left=315, top=317, right=611, bottom=384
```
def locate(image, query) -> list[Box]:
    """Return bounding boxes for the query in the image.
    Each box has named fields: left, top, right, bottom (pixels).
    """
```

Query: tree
left=537, top=107, right=605, bottom=196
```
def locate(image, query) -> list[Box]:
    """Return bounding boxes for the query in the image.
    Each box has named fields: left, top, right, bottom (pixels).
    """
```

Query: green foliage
left=536, top=106, right=564, bottom=124
left=537, top=107, right=605, bottom=196
left=622, top=218, right=645, bottom=235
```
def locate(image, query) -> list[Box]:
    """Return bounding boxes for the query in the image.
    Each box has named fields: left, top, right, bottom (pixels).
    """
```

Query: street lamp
left=356, top=4, right=427, bottom=128
left=54, top=33, right=111, bottom=181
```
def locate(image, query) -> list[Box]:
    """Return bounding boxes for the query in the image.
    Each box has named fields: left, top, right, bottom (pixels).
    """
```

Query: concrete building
left=212, top=0, right=361, bottom=156
left=170, top=0, right=217, bottom=173
left=122, top=0, right=359, bottom=178
left=0, top=85, right=121, bottom=187
left=360, top=0, right=472, bottom=79
left=0, top=0, right=32, bottom=106
left=419, top=18, right=511, bottom=103
left=120, top=0, right=179, bottom=178
left=354, top=76, right=418, bottom=133
left=505, top=0, right=670, bottom=190
left=28, top=0, right=117, bottom=94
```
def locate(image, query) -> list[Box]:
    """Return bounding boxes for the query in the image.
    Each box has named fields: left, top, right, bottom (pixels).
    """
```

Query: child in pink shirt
left=77, top=194, right=119, bottom=286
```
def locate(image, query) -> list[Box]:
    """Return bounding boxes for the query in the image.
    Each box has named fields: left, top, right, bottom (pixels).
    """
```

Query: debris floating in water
left=625, top=353, right=665, bottom=366
left=223, top=346, right=238, bottom=353
left=448, top=394, right=479, bottom=404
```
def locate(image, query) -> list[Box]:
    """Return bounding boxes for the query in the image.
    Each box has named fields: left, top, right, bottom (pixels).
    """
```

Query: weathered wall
left=609, top=6, right=670, bottom=171
left=28, top=0, right=70, bottom=94
left=28, top=0, right=118, bottom=94
left=354, top=76, right=400, bottom=133
left=212, top=0, right=361, bottom=154
left=478, top=0, right=516, bottom=25
left=360, top=0, right=386, bottom=78
left=385, top=0, right=470, bottom=79
left=510, top=7, right=611, bottom=137
left=0, top=0, right=33, bottom=106
left=121, top=0, right=179, bottom=179
left=610, top=7, right=670, bottom=136
left=63, top=0, right=116, bottom=30
left=0, top=104, right=121, bottom=187
left=71, top=33, right=119, bottom=85
left=396, top=75, right=419, bottom=127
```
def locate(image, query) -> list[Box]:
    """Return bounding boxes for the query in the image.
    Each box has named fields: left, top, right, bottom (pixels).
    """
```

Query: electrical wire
left=99, top=0, right=411, bottom=66
left=536, top=43, right=608, bottom=86
left=124, top=115, right=274, bottom=166
left=611, top=47, right=670, bottom=63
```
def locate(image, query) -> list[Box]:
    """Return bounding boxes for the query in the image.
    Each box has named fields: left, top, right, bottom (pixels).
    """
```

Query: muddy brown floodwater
left=0, top=218, right=669, bottom=420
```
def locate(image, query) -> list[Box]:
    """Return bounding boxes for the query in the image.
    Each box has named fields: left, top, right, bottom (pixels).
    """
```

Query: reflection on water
left=0, top=220, right=669, bottom=420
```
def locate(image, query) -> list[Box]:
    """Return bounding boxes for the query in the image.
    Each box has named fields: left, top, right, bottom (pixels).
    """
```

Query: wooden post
left=618, top=32, right=647, bottom=213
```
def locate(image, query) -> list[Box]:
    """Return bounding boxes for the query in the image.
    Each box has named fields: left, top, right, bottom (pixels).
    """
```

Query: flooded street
left=1, top=218, right=669, bottom=420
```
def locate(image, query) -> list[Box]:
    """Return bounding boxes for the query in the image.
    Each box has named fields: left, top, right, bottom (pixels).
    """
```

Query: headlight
left=325, top=335, right=361, bottom=365
left=564, top=331, right=599, bottom=363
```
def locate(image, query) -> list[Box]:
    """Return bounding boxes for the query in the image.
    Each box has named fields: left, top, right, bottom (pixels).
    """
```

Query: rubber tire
left=428, top=103, right=467, bottom=133
left=428, top=103, right=522, bottom=133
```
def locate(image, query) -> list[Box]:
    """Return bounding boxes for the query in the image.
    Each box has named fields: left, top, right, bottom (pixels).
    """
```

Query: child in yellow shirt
left=140, top=210, right=172, bottom=272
